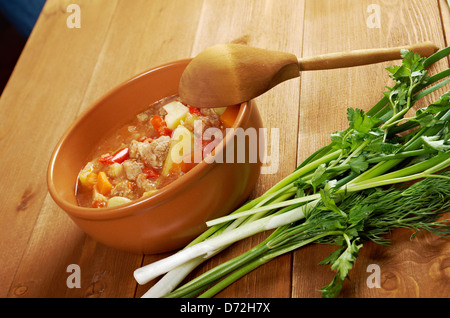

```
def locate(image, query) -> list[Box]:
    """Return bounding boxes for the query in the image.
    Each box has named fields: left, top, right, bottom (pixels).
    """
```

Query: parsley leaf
left=331, top=239, right=362, bottom=281
left=421, top=136, right=450, bottom=152
left=348, top=155, right=369, bottom=174
left=319, top=238, right=363, bottom=298
left=347, top=108, right=380, bottom=134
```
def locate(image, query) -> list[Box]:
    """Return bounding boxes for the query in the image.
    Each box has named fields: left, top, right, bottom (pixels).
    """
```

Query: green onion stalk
left=134, top=46, right=450, bottom=298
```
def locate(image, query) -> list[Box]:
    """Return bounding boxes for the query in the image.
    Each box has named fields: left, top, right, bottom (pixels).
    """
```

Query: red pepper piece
left=98, top=155, right=114, bottom=165
left=159, top=127, right=172, bottom=136
left=92, top=199, right=106, bottom=208
left=112, top=147, right=129, bottom=163
left=99, top=147, right=129, bottom=165
left=151, top=115, right=172, bottom=136
left=188, top=106, right=202, bottom=116
left=143, top=167, right=160, bottom=179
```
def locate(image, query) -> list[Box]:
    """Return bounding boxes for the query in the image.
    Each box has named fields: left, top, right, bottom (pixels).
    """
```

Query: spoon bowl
left=179, top=41, right=439, bottom=107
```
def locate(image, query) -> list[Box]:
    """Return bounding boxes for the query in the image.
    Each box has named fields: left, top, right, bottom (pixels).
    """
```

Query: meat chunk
left=145, top=136, right=170, bottom=168
left=129, top=136, right=170, bottom=169
left=111, top=181, right=133, bottom=198
left=199, top=108, right=221, bottom=129
left=136, top=173, right=157, bottom=192
left=199, top=108, right=218, bottom=118
left=122, top=160, right=144, bottom=181
left=129, top=140, right=140, bottom=159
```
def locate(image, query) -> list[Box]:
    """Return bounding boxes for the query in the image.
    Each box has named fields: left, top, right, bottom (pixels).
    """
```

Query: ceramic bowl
left=47, top=59, right=263, bottom=254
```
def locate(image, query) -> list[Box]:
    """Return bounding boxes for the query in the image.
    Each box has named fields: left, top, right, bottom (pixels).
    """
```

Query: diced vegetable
left=183, top=113, right=198, bottom=129
left=173, top=160, right=197, bottom=174
left=92, top=188, right=107, bottom=208
left=143, top=167, right=160, bottom=179
left=162, top=125, right=194, bottom=176
left=213, top=107, right=227, bottom=116
left=151, top=115, right=172, bottom=136
left=171, top=124, right=194, bottom=141
left=78, top=162, right=95, bottom=187
left=163, top=101, right=189, bottom=130
left=107, top=163, right=124, bottom=178
left=219, top=104, right=240, bottom=127
left=96, top=171, right=113, bottom=195
left=81, top=172, right=98, bottom=189
left=188, top=106, right=202, bottom=116
left=92, top=199, right=106, bottom=208
left=107, top=196, right=132, bottom=207
left=99, top=147, right=129, bottom=165
left=171, top=153, right=197, bottom=174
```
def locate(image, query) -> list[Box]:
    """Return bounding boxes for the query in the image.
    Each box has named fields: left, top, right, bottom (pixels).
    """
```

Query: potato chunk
left=107, top=196, right=132, bottom=207
left=163, top=101, right=189, bottom=130
left=162, top=125, right=194, bottom=176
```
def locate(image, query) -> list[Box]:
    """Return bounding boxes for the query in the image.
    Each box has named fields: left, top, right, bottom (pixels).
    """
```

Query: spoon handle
left=298, top=41, right=439, bottom=71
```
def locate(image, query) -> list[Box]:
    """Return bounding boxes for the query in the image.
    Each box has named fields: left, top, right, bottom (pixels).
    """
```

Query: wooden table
left=1, top=0, right=449, bottom=299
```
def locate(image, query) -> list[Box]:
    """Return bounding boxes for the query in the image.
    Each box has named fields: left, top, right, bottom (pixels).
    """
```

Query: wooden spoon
left=179, top=41, right=439, bottom=107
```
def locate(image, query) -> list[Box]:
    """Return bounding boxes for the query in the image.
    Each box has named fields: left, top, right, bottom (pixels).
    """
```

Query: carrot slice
left=219, top=104, right=241, bottom=128
left=96, top=171, right=112, bottom=195
left=83, top=172, right=98, bottom=189
left=171, top=152, right=198, bottom=174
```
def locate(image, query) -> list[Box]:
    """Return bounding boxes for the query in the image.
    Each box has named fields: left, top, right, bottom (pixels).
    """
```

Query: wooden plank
left=0, top=0, right=120, bottom=297
left=1, top=0, right=447, bottom=299
left=77, top=0, right=206, bottom=113
left=293, top=0, right=449, bottom=298
left=136, top=0, right=305, bottom=298
left=439, top=1, right=450, bottom=52
left=68, top=0, right=206, bottom=298
left=6, top=0, right=206, bottom=298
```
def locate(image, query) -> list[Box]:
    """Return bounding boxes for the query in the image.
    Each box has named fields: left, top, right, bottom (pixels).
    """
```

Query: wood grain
left=293, top=0, right=449, bottom=298
left=137, top=0, right=305, bottom=298
left=0, top=0, right=120, bottom=297
left=0, top=0, right=448, bottom=299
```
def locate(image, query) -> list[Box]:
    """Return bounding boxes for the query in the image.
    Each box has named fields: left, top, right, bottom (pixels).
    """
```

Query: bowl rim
left=47, top=59, right=250, bottom=221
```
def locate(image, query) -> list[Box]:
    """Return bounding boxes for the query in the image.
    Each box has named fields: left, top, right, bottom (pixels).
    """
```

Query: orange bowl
left=47, top=59, right=263, bottom=254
